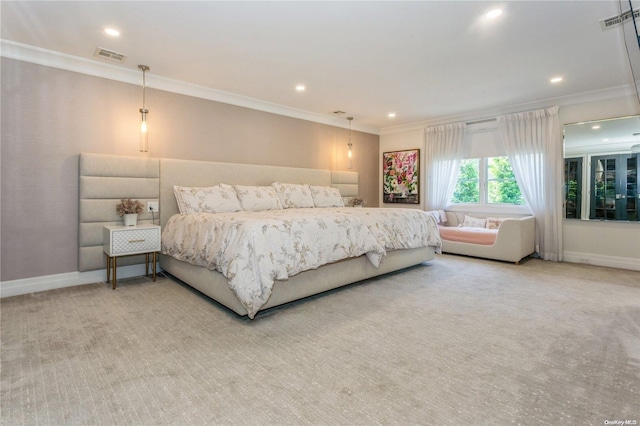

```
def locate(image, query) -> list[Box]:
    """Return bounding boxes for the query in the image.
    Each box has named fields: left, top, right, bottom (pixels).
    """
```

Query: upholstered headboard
left=79, top=153, right=358, bottom=272
left=160, top=158, right=358, bottom=225
left=79, top=153, right=160, bottom=271
left=159, top=158, right=358, bottom=227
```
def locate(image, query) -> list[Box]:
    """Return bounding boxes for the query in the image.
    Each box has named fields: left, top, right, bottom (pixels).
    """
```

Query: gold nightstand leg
left=106, top=254, right=111, bottom=283
left=112, top=256, right=117, bottom=290
left=152, top=252, right=157, bottom=282
left=145, top=253, right=150, bottom=277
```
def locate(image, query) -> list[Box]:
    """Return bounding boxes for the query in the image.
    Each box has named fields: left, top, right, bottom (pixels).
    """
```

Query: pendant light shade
left=138, top=65, right=150, bottom=152
left=347, top=117, right=353, bottom=169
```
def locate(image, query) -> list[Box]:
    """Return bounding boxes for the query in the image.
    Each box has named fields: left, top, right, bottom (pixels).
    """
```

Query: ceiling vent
left=93, top=47, right=127, bottom=63
left=333, top=111, right=346, bottom=115
left=600, top=8, right=640, bottom=30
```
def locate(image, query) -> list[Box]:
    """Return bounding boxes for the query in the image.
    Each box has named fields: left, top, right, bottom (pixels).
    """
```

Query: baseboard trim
left=0, top=264, right=161, bottom=298
left=563, top=251, right=640, bottom=271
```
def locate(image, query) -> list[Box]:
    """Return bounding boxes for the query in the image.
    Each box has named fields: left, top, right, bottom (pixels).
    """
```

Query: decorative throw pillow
left=234, top=185, right=283, bottom=212
left=271, top=182, right=315, bottom=209
left=173, top=184, right=242, bottom=214
left=462, top=214, right=486, bottom=228
left=486, top=217, right=509, bottom=229
left=309, top=185, right=344, bottom=207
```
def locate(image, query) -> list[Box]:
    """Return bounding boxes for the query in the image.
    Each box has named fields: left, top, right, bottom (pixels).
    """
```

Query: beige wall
left=0, top=58, right=379, bottom=281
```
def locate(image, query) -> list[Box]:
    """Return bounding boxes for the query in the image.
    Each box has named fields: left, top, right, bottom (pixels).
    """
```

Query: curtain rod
left=431, top=106, right=556, bottom=128
left=465, top=117, right=497, bottom=125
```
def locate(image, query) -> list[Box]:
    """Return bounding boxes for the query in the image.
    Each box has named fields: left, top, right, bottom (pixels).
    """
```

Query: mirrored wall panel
left=564, top=116, right=640, bottom=221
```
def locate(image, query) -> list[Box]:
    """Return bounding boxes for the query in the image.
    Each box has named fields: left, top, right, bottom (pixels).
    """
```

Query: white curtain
left=424, top=123, right=467, bottom=210
left=497, top=107, right=563, bottom=261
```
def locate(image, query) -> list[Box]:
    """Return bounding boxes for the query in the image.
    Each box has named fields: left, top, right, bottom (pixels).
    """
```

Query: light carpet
left=1, top=254, right=639, bottom=425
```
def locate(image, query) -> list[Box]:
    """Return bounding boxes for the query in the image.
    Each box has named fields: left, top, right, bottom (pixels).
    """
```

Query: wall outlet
left=146, top=201, right=159, bottom=213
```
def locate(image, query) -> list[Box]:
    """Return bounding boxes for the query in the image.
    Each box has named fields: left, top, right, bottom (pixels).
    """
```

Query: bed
left=159, top=158, right=441, bottom=318
left=78, top=153, right=441, bottom=318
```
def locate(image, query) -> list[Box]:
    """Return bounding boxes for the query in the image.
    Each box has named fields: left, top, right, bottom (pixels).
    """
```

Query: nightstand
left=103, top=224, right=161, bottom=289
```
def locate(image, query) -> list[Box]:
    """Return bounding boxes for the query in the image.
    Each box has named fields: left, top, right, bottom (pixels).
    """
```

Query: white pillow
left=234, top=185, right=283, bottom=212
left=427, top=211, right=441, bottom=224
left=462, top=214, right=486, bottom=228
left=173, top=184, right=242, bottom=214
left=437, top=210, right=447, bottom=223
left=309, top=185, right=344, bottom=207
left=272, top=182, right=315, bottom=209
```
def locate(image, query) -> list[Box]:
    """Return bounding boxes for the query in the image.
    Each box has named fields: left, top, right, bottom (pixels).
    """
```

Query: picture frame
left=383, top=149, right=420, bottom=204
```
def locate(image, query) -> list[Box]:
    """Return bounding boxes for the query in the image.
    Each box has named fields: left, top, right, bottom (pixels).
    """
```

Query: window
left=564, top=157, right=583, bottom=219
left=590, top=153, right=639, bottom=221
left=451, top=156, right=524, bottom=205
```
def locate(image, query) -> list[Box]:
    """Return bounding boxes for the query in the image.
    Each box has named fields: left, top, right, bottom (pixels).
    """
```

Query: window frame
left=449, top=156, right=530, bottom=215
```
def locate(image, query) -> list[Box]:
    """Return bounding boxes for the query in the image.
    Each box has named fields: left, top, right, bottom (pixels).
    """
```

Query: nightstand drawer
left=103, top=225, right=161, bottom=256
left=112, top=228, right=159, bottom=254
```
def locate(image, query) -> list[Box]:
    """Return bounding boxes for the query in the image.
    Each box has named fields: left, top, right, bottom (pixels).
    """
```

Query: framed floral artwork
left=383, top=149, right=420, bottom=204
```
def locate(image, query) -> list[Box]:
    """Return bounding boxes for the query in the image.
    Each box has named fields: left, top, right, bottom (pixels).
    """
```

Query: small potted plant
left=116, top=198, right=144, bottom=226
left=350, top=196, right=365, bottom=208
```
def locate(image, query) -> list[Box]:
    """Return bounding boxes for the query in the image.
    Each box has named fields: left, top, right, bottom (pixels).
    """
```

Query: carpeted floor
left=1, top=254, right=639, bottom=425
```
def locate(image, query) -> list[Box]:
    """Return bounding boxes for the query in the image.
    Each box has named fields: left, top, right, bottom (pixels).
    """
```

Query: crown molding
left=380, top=84, right=638, bottom=135
left=1, top=40, right=380, bottom=135
left=6, top=39, right=633, bottom=138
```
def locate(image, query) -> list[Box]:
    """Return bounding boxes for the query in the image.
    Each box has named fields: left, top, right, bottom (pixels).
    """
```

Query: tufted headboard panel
left=79, top=153, right=358, bottom=272
left=331, top=170, right=359, bottom=202
left=78, top=153, right=160, bottom=271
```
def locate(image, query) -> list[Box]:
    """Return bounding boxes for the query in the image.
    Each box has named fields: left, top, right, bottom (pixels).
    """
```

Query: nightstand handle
left=128, top=239, right=146, bottom=243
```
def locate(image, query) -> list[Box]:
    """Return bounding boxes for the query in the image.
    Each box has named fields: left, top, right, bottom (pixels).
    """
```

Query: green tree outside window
left=451, top=159, right=479, bottom=203
left=451, top=157, right=524, bottom=205
left=487, top=157, right=524, bottom=204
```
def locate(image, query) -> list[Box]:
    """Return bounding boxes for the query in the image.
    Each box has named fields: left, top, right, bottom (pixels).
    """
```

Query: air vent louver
left=94, top=47, right=127, bottom=63
left=600, top=9, right=640, bottom=30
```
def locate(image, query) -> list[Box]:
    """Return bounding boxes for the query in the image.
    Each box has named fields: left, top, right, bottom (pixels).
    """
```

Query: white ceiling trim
left=1, top=39, right=380, bottom=135
left=380, top=84, right=638, bottom=135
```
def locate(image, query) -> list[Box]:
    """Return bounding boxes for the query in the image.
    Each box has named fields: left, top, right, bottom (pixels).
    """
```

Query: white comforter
left=162, top=207, right=441, bottom=318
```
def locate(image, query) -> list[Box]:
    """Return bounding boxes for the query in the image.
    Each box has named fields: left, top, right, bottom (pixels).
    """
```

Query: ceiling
left=1, top=1, right=638, bottom=132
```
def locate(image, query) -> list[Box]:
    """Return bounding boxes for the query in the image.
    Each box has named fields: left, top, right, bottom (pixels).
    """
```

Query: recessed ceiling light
left=295, top=85, right=305, bottom=92
left=592, top=125, right=601, bottom=130
left=104, top=28, right=120, bottom=37
left=550, top=76, right=563, bottom=83
left=486, top=9, right=503, bottom=19
left=388, top=112, right=396, bottom=118
left=603, top=138, right=609, bottom=142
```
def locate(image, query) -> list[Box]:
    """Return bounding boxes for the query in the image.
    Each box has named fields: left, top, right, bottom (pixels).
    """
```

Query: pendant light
left=138, top=65, right=150, bottom=152
left=347, top=116, right=353, bottom=169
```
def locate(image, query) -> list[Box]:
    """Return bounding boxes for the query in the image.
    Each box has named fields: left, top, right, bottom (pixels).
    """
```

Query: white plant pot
left=123, top=214, right=138, bottom=227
